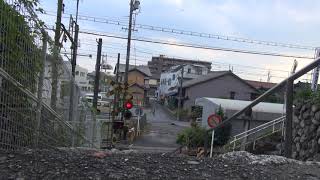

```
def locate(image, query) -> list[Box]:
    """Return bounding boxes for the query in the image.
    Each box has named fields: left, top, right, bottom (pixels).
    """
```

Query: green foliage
left=295, top=87, right=313, bottom=100
left=176, top=106, right=232, bottom=148
left=294, top=86, right=320, bottom=105
left=167, top=97, right=177, bottom=110
left=174, top=109, right=189, bottom=119
left=190, top=106, right=202, bottom=120
left=0, top=1, right=42, bottom=92
left=213, top=106, right=232, bottom=146
left=176, top=126, right=207, bottom=148
left=265, top=94, right=282, bottom=103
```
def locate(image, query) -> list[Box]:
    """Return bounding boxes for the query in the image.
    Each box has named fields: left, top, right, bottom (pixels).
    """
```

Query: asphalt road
left=132, top=101, right=189, bottom=151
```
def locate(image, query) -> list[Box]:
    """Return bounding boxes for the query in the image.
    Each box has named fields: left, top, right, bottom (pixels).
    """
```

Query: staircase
left=229, top=116, right=285, bottom=152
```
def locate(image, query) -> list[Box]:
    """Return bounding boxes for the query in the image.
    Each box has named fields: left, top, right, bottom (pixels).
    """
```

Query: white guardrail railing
left=229, top=115, right=286, bottom=152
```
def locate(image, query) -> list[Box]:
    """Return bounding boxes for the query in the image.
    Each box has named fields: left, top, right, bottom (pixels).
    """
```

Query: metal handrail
left=205, top=57, right=320, bottom=157
left=232, top=116, right=285, bottom=140
left=229, top=116, right=285, bottom=151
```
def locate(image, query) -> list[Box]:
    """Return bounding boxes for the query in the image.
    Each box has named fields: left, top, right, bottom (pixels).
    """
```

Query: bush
left=213, top=123, right=232, bottom=145
left=176, top=106, right=232, bottom=149
left=174, top=109, right=189, bottom=120
left=176, top=126, right=207, bottom=148
left=167, top=97, right=177, bottom=110
left=213, top=105, right=232, bottom=146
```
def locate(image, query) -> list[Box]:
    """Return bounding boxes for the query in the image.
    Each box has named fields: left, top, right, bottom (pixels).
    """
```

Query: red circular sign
left=207, top=114, right=222, bottom=128
left=125, top=101, right=133, bottom=109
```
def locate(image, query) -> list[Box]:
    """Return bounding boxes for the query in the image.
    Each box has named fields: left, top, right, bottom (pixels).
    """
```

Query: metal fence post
left=34, top=31, right=47, bottom=148
left=210, top=130, right=215, bottom=158
left=284, top=79, right=293, bottom=158
left=92, top=111, right=97, bottom=148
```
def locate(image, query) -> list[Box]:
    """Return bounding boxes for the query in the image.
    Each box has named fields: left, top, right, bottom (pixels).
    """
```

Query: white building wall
left=74, top=65, right=93, bottom=93
left=158, top=64, right=208, bottom=97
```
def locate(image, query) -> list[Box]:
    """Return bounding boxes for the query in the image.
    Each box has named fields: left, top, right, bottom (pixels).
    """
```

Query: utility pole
left=123, top=0, right=134, bottom=95
left=112, top=53, right=120, bottom=122
left=93, top=38, right=102, bottom=110
left=50, top=0, right=63, bottom=110
left=69, top=23, right=79, bottom=146
left=123, top=0, right=140, bottom=119
left=177, top=66, right=184, bottom=121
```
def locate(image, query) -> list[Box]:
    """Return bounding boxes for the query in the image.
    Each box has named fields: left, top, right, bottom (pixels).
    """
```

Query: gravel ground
left=1, top=149, right=320, bottom=180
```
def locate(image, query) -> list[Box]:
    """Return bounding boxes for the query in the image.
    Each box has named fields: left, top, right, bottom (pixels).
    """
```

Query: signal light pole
left=122, top=0, right=140, bottom=120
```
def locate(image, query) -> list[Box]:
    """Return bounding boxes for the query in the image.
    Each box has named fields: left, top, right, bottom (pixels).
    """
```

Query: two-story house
left=114, top=64, right=152, bottom=106
left=147, top=55, right=212, bottom=97
left=158, top=64, right=209, bottom=102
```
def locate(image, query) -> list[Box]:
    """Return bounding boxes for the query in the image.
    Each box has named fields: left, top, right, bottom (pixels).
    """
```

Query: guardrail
left=229, top=116, right=285, bottom=151
left=205, top=57, right=320, bottom=158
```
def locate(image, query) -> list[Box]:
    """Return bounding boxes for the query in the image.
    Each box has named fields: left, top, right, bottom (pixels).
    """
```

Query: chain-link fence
left=0, top=0, right=95, bottom=151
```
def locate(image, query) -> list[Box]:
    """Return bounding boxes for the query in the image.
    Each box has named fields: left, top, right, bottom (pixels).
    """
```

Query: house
left=114, top=64, right=151, bottom=105
left=158, top=64, right=209, bottom=98
left=181, top=71, right=259, bottom=110
left=147, top=55, right=212, bottom=95
left=246, top=80, right=276, bottom=91
left=87, top=71, right=113, bottom=93
left=74, top=65, right=93, bottom=93
left=246, top=80, right=284, bottom=103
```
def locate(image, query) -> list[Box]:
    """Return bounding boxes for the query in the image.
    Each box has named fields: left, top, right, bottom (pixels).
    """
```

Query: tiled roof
left=245, top=80, right=276, bottom=89
left=116, top=64, right=152, bottom=77
left=182, top=71, right=230, bottom=88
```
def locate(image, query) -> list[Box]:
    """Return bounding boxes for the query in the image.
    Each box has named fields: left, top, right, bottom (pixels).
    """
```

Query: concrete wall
left=184, top=74, right=257, bottom=109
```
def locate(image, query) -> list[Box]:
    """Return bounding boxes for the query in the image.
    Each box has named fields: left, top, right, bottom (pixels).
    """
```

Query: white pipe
left=210, top=130, right=215, bottom=158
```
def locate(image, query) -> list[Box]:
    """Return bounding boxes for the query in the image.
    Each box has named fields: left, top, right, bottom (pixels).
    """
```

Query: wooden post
left=284, top=79, right=293, bottom=158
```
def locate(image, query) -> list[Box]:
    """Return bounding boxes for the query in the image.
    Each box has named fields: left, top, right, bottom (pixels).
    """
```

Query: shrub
left=213, top=106, right=232, bottom=146
left=176, top=126, right=207, bottom=148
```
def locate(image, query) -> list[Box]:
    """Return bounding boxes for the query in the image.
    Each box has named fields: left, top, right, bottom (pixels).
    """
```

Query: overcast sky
left=39, top=0, right=320, bottom=83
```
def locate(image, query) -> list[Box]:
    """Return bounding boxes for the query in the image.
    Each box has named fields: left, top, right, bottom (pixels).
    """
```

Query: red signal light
left=125, top=101, right=133, bottom=109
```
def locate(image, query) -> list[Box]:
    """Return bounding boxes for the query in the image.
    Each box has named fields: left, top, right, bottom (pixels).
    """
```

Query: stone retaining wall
left=293, top=100, right=320, bottom=160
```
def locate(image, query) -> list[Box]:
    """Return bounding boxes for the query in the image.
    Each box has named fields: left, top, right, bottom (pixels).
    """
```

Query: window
left=230, top=91, right=236, bottom=99
left=80, top=72, right=85, bottom=77
left=75, top=71, right=79, bottom=76
left=168, top=79, right=171, bottom=86
left=187, top=68, right=191, bottom=73
left=172, top=74, right=176, bottom=80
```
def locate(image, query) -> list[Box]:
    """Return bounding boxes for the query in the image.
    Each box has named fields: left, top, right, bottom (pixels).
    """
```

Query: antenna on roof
left=267, top=70, right=271, bottom=82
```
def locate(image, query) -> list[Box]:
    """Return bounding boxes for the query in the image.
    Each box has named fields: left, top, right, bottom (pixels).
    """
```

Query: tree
left=213, top=106, right=232, bottom=146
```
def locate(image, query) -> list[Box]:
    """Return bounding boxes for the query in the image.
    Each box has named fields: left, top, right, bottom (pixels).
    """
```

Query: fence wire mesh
left=0, top=0, right=96, bottom=151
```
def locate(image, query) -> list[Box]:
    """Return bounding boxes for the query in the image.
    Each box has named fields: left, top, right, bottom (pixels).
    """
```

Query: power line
left=43, top=12, right=317, bottom=50
left=77, top=30, right=314, bottom=60
left=212, top=61, right=289, bottom=73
